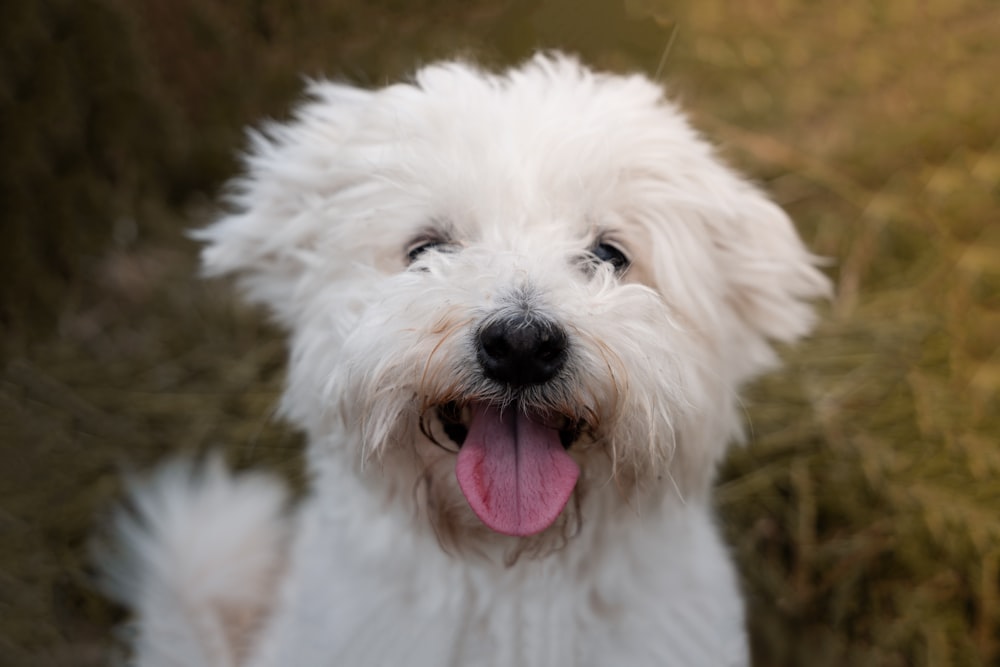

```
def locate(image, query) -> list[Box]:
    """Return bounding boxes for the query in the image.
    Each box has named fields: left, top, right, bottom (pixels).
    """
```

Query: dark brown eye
left=407, top=241, right=443, bottom=263
left=590, top=242, right=630, bottom=274
left=406, top=238, right=450, bottom=264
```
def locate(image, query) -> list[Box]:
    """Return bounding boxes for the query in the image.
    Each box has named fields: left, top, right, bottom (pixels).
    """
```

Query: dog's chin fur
left=104, top=52, right=830, bottom=666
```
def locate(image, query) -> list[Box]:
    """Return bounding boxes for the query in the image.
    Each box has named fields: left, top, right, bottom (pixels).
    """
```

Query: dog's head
left=197, top=53, right=829, bottom=551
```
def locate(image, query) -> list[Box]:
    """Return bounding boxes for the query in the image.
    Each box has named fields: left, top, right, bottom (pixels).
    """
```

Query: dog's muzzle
left=441, top=313, right=579, bottom=538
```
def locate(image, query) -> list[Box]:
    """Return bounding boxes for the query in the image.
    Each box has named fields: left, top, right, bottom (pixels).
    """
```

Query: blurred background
left=1, top=1, right=997, bottom=665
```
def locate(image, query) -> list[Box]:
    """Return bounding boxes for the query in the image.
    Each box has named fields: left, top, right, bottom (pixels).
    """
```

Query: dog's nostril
left=536, top=335, right=563, bottom=362
left=476, top=316, right=568, bottom=386
left=479, top=327, right=511, bottom=359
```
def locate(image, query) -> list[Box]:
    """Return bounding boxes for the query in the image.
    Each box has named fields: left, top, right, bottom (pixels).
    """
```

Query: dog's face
left=199, top=54, right=828, bottom=550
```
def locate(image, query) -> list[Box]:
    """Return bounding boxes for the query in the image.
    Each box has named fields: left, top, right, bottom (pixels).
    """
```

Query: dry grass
left=1, top=1, right=997, bottom=665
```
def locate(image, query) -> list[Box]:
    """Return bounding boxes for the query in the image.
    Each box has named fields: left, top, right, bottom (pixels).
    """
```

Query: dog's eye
left=590, top=242, right=630, bottom=274
left=406, top=238, right=450, bottom=265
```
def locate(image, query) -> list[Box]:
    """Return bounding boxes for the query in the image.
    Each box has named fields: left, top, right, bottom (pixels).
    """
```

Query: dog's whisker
left=665, top=468, right=686, bottom=505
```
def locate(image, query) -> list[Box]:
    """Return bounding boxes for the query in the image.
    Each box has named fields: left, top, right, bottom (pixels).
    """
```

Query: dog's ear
left=193, top=81, right=374, bottom=325
left=705, top=176, right=831, bottom=381
left=640, top=162, right=831, bottom=384
left=714, top=178, right=831, bottom=338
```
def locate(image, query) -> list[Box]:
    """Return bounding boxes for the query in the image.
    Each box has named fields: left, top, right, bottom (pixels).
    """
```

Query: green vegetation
left=2, top=1, right=997, bottom=665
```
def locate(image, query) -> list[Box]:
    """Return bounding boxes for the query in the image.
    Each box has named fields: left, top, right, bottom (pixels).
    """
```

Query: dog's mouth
left=436, top=401, right=583, bottom=450
left=436, top=401, right=582, bottom=538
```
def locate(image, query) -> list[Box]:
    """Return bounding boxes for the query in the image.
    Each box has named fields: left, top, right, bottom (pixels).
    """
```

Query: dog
left=105, top=52, right=830, bottom=666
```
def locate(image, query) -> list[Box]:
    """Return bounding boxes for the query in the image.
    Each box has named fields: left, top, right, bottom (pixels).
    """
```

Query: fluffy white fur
left=107, top=52, right=830, bottom=666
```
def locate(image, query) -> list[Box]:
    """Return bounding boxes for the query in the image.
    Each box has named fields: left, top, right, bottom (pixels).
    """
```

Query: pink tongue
left=455, top=403, right=579, bottom=537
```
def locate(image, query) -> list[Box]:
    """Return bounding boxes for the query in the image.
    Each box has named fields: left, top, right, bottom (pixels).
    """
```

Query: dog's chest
left=246, top=492, right=748, bottom=667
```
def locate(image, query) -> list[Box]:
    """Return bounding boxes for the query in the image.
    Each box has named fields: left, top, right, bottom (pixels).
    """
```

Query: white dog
left=107, top=52, right=829, bottom=667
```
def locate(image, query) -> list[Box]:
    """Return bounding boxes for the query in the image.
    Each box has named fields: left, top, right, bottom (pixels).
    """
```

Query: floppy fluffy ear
left=708, top=176, right=832, bottom=383
left=193, top=81, right=374, bottom=325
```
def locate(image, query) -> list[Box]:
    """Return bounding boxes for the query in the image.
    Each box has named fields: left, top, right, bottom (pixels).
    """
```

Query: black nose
left=476, top=315, right=568, bottom=386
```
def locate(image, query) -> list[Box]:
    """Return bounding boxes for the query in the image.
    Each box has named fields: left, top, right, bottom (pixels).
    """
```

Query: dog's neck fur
left=250, top=445, right=746, bottom=667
